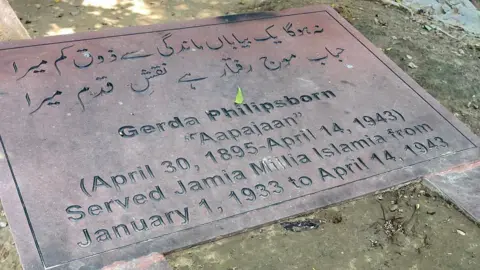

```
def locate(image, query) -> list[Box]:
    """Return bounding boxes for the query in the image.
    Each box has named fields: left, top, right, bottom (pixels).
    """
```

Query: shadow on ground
left=10, top=0, right=259, bottom=37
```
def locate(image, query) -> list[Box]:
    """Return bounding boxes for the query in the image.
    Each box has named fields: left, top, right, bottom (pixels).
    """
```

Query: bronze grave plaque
left=0, top=5, right=478, bottom=270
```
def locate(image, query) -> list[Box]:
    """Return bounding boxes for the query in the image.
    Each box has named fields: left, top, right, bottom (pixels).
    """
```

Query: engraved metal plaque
left=0, top=6, right=478, bottom=270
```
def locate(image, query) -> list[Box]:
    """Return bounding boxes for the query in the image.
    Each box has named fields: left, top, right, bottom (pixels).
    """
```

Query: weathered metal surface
left=0, top=5, right=478, bottom=270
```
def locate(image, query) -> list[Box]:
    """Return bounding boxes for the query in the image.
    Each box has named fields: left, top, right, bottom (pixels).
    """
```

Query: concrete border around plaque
left=424, top=163, right=480, bottom=223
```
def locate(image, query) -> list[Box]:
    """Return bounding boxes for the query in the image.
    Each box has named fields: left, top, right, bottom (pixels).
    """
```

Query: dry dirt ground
left=166, top=182, right=480, bottom=270
left=1, top=0, right=480, bottom=269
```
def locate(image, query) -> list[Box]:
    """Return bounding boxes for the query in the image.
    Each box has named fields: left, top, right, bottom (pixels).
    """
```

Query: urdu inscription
left=0, top=6, right=478, bottom=270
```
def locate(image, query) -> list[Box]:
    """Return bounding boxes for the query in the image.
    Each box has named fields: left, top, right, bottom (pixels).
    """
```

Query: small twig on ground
left=436, top=27, right=461, bottom=40
left=377, top=199, right=387, bottom=221
left=402, top=204, right=419, bottom=233
left=376, top=199, right=405, bottom=239
left=380, top=0, right=414, bottom=16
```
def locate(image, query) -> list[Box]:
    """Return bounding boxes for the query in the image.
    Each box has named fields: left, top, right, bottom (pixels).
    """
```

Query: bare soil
left=167, top=182, right=480, bottom=270
left=1, top=0, right=479, bottom=269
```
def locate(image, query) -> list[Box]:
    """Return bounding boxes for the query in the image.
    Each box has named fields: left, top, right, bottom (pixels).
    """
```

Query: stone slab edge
left=424, top=160, right=480, bottom=223
left=100, top=252, right=172, bottom=270
left=0, top=0, right=30, bottom=41
left=0, top=5, right=479, bottom=270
